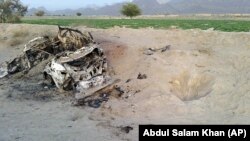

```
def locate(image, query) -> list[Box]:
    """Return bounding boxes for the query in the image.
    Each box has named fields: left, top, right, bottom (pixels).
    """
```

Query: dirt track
left=0, top=24, right=250, bottom=141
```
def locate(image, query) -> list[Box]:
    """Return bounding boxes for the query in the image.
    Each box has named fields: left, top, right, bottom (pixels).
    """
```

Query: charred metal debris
left=0, top=26, right=117, bottom=103
left=143, top=45, right=171, bottom=55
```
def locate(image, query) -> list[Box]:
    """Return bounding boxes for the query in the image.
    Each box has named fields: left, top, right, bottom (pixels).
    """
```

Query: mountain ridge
left=27, top=0, right=250, bottom=16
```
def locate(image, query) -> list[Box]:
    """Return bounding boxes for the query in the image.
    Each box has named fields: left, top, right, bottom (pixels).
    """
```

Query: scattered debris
left=160, top=45, right=171, bottom=52
left=137, top=73, right=147, bottom=79
left=125, top=79, right=132, bottom=83
left=73, top=79, right=120, bottom=106
left=134, top=90, right=141, bottom=94
left=74, top=79, right=120, bottom=102
left=195, top=64, right=206, bottom=68
left=73, top=93, right=110, bottom=108
left=143, top=45, right=171, bottom=55
left=124, top=89, right=141, bottom=99
left=114, top=86, right=125, bottom=97
left=0, top=26, right=114, bottom=102
left=120, top=126, right=133, bottom=134
left=85, top=93, right=110, bottom=108
left=143, top=49, right=154, bottom=55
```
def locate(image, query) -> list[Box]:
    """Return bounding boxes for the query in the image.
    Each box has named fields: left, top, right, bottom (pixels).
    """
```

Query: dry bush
left=8, top=29, right=29, bottom=47
left=198, top=48, right=213, bottom=56
left=40, top=30, right=55, bottom=37
left=9, top=38, right=22, bottom=46
left=0, top=36, right=8, bottom=42
left=12, top=30, right=29, bottom=38
left=170, top=71, right=214, bottom=101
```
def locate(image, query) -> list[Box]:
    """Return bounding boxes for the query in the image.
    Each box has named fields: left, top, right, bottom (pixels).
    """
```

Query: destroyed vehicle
left=0, top=26, right=95, bottom=79
left=0, top=26, right=112, bottom=99
left=43, top=44, right=110, bottom=94
left=0, top=36, right=55, bottom=78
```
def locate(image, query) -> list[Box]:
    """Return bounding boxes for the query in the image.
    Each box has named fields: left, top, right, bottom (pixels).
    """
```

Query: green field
left=21, top=18, right=250, bottom=32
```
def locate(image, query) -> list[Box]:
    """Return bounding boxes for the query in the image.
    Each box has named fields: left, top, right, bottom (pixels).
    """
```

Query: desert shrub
left=170, top=71, right=214, bottom=101
left=13, top=29, right=29, bottom=37
left=9, top=38, right=21, bottom=46
left=9, top=29, right=29, bottom=46
left=198, top=48, right=213, bottom=56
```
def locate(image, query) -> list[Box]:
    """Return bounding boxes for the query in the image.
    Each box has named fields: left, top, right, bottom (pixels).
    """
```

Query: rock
left=137, top=73, right=147, bottom=79
left=126, top=79, right=132, bottom=83
left=120, top=126, right=133, bottom=134
left=143, top=45, right=171, bottom=55
left=143, top=49, right=154, bottom=55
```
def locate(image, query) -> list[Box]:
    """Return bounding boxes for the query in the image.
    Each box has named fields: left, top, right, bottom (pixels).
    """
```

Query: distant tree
left=0, top=0, right=27, bottom=23
left=121, top=3, right=141, bottom=18
left=35, top=10, right=45, bottom=16
left=76, top=12, right=82, bottom=16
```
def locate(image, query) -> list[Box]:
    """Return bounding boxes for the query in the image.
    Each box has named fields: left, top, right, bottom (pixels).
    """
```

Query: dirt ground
left=0, top=24, right=250, bottom=141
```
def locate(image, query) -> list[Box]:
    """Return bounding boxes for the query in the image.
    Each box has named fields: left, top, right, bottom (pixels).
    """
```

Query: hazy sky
left=20, top=0, right=170, bottom=10
left=20, top=0, right=131, bottom=10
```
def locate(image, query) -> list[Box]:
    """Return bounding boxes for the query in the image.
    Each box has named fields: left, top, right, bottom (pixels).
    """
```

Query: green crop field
left=21, top=18, right=250, bottom=32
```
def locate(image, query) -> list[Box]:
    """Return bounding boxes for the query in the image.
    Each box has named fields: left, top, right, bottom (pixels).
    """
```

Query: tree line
left=0, top=0, right=142, bottom=23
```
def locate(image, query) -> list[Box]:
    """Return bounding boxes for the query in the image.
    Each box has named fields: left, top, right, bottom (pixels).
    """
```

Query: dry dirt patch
left=0, top=24, right=250, bottom=141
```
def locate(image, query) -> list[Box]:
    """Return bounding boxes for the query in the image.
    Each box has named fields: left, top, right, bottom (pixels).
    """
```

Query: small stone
left=120, top=126, right=133, bottom=134
left=161, top=45, right=171, bottom=52
left=143, top=50, right=154, bottom=55
left=135, top=90, right=141, bottom=94
left=126, top=79, right=131, bottom=83
left=137, top=73, right=147, bottom=79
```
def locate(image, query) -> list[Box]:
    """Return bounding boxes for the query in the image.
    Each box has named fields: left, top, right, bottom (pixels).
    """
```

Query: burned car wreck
left=43, top=44, right=110, bottom=95
left=0, top=26, right=114, bottom=101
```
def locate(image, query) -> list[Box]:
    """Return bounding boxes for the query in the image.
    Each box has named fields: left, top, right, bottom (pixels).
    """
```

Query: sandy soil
left=0, top=24, right=250, bottom=141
